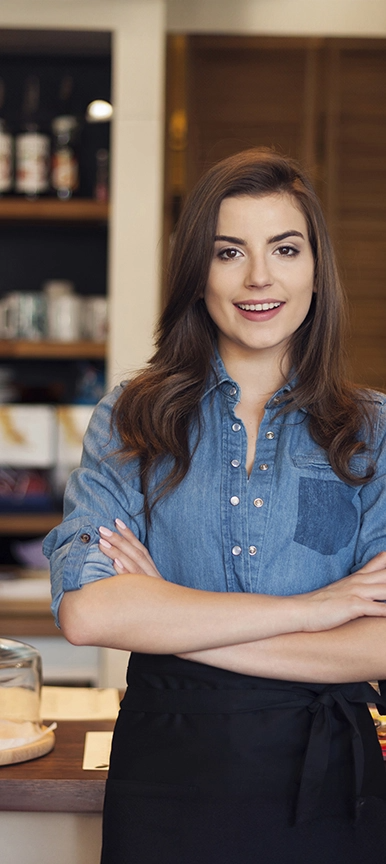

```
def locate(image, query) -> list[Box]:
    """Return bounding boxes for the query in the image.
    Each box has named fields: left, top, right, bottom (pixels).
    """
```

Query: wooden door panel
left=186, top=36, right=319, bottom=186
left=165, top=35, right=386, bottom=388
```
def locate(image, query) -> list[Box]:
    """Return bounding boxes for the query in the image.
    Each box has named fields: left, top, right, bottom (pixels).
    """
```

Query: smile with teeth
left=236, top=301, right=282, bottom=311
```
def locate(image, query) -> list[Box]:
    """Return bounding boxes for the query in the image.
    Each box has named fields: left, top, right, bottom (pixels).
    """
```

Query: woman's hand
left=98, top=520, right=163, bottom=579
left=296, top=551, right=386, bottom=632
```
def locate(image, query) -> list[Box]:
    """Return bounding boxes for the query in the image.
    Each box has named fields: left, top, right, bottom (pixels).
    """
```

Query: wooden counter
left=0, top=718, right=114, bottom=812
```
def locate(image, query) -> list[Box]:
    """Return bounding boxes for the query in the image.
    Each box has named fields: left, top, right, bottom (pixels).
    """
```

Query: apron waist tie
left=121, top=678, right=386, bottom=824
left=295, top=688, right=368, bottom=823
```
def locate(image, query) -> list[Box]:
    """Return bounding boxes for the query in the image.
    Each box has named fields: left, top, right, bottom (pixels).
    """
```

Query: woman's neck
left=218, top=343, right=289, bottom=406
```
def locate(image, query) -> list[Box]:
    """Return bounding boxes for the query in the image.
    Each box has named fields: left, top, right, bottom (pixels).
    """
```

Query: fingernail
left=115, top=518, right=127, bottom=531
left=114, top=558, right=124, bottom=569
left=99, top=526, right=113, bottom=537
left=99, top=538, right=112, bottom=549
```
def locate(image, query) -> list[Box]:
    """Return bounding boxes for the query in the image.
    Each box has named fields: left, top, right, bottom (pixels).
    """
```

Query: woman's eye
left=275, top=245, right=298, bottom=257
left=218, top=247, right=242, bottom=260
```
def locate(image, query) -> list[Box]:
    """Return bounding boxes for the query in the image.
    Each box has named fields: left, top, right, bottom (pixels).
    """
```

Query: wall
left=167, top=0, right=386, bottom=36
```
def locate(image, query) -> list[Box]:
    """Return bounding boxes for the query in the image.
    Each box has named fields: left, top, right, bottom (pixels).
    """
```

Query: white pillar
left=108, top=0, right=166, bottom=384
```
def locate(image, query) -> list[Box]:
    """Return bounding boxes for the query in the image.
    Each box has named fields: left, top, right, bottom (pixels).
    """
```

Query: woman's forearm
left=60, top=553, right=386, bottom=655
left=180, top=617, right=386, bottom=683
left=58, top=549, right=386, bottom=654
left=58, top=573, right=318, bottom=653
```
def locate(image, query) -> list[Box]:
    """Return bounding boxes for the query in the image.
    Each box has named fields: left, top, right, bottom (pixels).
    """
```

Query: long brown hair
left=113, top=148, right=374, bottom=515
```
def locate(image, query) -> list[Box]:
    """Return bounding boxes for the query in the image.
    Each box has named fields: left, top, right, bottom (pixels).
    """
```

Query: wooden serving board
left=0, top=727, right=55, bottom=766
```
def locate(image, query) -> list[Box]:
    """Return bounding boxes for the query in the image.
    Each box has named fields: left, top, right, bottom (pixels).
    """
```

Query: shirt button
left=231, top=459, right=240, bottom=468
left=265, top=431, right=275, bottom=440
left=259, top=463, right=269, bottom=471
left=232, top=422, right=241, bottom=432
left=249, top=545, right=257, bottom=556
left=230, top=496, right=240, bottom=506
left=253, top=498, right=264, bottom=508
left=232, top=545, right=242, bottom=556
left=80, top=533, right=91, bottom=543
left=229, top=386, right=237, bottom=397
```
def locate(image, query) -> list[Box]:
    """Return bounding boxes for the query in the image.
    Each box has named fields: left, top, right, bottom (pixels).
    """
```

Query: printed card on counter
left=82, top=731, right=113, bottom=770
left=41, top=686, right=120, bottom=721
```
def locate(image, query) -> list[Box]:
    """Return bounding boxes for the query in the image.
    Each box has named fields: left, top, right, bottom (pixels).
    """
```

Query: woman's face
left=204, top=193, right=315, bottom=368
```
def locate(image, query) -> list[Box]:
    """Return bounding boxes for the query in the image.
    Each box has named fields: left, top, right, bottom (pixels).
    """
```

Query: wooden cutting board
left=0, top=726, right=55, bottom=766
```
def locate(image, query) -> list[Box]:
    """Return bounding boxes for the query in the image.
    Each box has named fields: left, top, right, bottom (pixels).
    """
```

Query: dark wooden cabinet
left=165, top=35, right=386, bottom=390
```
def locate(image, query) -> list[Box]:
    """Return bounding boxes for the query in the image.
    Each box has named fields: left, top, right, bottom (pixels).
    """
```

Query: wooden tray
left=0, top=726, right=55, bottom=766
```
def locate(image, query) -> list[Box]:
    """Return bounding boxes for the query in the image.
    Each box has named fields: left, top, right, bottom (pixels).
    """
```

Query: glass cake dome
left=0, top=637, right=42, bottom=724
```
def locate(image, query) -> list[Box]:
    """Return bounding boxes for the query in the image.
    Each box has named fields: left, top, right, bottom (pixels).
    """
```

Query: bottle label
left=0, top=133, right=13, bottom=193
left=15, top=133, right=50, bottom=194
left=51, top=147, right=78, bottom=195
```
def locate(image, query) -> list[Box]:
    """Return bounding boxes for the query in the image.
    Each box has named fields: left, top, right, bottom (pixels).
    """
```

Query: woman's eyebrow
left=214, top=230, right=305, bottom=245
left=268, top=230, right=305, bottom=243
left=214, top=234, right=246, bottom=245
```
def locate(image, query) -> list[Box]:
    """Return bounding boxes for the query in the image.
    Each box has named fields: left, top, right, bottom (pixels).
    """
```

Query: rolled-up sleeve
left=43, top=386, right=146, bottom=626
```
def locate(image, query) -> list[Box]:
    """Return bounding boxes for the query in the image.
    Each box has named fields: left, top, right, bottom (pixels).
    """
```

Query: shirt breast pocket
left=291, top=451, right=358, bottom=556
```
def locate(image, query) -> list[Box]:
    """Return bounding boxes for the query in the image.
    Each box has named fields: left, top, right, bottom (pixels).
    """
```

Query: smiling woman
left=205, top=193, right=315, bottom=374
left=204, top=193, right=316, bottom=474
left=44, top=149, right=386, bottom=864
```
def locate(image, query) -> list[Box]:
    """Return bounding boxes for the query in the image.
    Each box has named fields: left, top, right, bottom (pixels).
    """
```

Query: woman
left=45, top=149, right=386, bottom=863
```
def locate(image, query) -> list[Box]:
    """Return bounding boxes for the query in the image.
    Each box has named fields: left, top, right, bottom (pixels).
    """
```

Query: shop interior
left=1, top=1, right=386, bottom=862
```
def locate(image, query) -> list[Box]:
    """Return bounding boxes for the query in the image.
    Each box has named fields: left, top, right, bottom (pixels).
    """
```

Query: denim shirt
left=44, top=356, right=386, bottom=626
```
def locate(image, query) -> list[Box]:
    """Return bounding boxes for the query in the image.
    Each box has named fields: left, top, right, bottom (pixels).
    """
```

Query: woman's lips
left=234, top=300, right=284, bottom=321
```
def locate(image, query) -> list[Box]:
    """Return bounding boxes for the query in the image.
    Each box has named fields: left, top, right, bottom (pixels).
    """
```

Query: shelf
left=0, top=513, right=62, bottom=535
left=0, top=339, right=106, bottom=359
left=0, top=570, right=56, bottom=637
left=0, top=198, right=109, bottom=222
left=0, top=607, right=57, bottom=637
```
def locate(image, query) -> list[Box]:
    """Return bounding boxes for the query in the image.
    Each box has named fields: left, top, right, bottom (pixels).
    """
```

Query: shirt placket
left=247, top=399, right=281, bottom=592
left=221, top=385, right=282, bottom=593
left=221, top=383, right=249, bottom=592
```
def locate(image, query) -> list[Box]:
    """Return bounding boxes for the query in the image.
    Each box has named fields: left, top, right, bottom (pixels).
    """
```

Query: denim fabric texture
left=44, top=355, right=386, bottom=626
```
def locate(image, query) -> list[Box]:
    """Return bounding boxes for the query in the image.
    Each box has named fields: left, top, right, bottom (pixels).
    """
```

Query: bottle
left=15, top=76, right=50, bottom=198
left=94, top=148, right=109, bottom=201
left=0, top=78, right=13, bottom=194
left=50, top=74, right=80, bottom=200
left=51, top=114, right=79, bottom=200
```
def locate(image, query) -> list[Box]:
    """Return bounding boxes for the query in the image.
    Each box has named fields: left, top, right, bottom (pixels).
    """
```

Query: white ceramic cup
left=46, top=292, right=82, bottom=341
left=82, top=296, right=108, bottom=342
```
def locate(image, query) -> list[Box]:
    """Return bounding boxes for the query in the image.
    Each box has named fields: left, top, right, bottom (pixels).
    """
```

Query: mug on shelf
left=46, top=291, right=82, bottom=341
left=0, top=291, right=46, bottom=340
left=82, top=296, right=108, bottom=342
left=43, top=279, right=80, bottom=342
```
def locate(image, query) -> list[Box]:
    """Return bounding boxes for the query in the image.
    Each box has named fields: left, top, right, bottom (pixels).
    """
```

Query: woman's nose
left=244, top=254, right=272, bottom=289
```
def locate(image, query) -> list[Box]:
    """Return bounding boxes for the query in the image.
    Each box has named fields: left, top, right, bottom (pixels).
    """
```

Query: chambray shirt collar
left=203, top=345, right=301, bottom=409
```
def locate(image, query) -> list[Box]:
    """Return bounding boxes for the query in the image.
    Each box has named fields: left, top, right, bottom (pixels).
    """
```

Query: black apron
left=101, top=653, right=386, bottom=864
